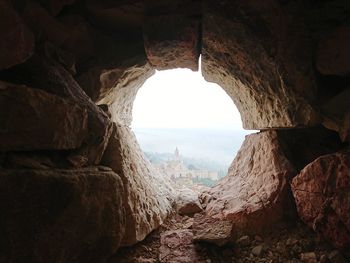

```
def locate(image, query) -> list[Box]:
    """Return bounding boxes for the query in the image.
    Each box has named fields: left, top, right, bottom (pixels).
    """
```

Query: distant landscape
left=132, top=128, right=255, bottom=176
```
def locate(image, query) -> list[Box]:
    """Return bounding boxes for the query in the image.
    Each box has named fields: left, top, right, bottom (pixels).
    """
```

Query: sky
left=131, top=64, right=244, bottom=130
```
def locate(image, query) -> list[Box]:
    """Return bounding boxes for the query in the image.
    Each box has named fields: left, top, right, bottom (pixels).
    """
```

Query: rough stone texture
left=176, top=187, right=203, bottom=216
left=159, top=229, right=207, bottom=263
left=322, top=88, right=350, bottom=142
left=202, top=131, right=296, bottom=238
left=75, top=35, right=154, bottom=126
left=101, top=123, right=174, bottom=246
left=192, top=213, right=233, bottom=246
left=0, top=81, right=88, bottom=152
left=0, top=1, right=34, bottom=70
left=143, top=15, right=200, bottom=71
left=0, top=167, right=125, bottom=263
left=0, top=54, right=112, bottom=166
left=316, top=26, right=350, bottom=76
left=291, top=151, right=350, bottom=254
left=201, top=0, right=319, bottom=129
left=22, top=3, right=94, bottom=64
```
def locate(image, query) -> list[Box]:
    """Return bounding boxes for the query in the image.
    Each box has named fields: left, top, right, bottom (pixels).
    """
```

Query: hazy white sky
left=131, top=66, right=244, bottom=130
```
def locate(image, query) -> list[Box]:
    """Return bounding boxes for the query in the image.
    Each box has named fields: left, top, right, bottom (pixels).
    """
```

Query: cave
left=0, top=1, right=349, bottom=263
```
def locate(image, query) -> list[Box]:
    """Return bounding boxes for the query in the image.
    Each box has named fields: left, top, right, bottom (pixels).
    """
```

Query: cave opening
left=130, top=63, right=254, bottom=189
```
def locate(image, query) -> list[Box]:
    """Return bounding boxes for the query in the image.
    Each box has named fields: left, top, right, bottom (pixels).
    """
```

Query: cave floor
left=108, top=213, right=346, bottom=263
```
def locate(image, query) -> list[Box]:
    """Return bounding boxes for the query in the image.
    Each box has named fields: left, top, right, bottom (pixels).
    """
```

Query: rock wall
left=292, top=151, right=350, bottom=255
left=202, top=131, right=296, bottom=238
left=101, top=123, right=175, bottom=246
left=0, top=0, right=349, bottom=262
left=0, top=167, right=125, bottom=263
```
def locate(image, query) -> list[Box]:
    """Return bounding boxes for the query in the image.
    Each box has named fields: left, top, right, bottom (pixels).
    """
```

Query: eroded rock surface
left=0, top=167, right=125, bottom=263
left=159, top=229, right=206, bottom=263
left=101, top=123, right=174, bottom=246
left=176, top=187, right=203, bottom=216
left=192, top=213, right=233, bottom=246
left=0, top=81, right=87, bottom=151
left=143, top=15, right=200, bottom=71
left=201, top=1, right=319, bottom=129
left=202, top=131, right=296, bottom=238
left=291, top=151, right=350, bottom=254
left=0, top=54, right=113, bottom=166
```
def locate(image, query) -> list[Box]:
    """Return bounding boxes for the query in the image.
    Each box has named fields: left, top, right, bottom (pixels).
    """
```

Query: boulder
left=0, top=1, right=34, bottom=70
left=143, top=15, right=200, bottom=71
left=0, top=81, right=88, bottom=152
left=0, top=54, right=113, bottom=166
left=159, top=229, right=207, bottom=263
left=316, top=26, right=350, bottom=76
left=202, top=131, right=296, bottom=238
left=176, top=187, right=203, bottom=216
left=291, top=151, right=350, bottom=254
left=192, top=213, right=233, bottom=246
left=101, top=123, right=174, bottom=246
left=0, top=167, right=125, bottom=263
left=201, top=1, right=319, bottom=129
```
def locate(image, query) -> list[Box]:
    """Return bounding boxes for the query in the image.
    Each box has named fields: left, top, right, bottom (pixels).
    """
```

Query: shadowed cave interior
left=0, top=0, right=350, bottom=263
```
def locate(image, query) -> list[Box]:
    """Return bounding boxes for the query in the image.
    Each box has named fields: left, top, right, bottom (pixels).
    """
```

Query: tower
left=174, top=147, right=180, bottom=160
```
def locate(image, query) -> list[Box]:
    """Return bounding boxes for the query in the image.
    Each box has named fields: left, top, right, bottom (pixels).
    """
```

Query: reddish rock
left=316, top=26, right=350, bottom=76
left=0, top=167, right=125, bottom=263
left=203, top=131, right=296, bottom=238
left=159, top=229, right=207, bottom=263
left=192, top=213, right=233, bottom=246
left=0, top=1, right=34, bottom=70
left=0, top=81, right=88, bottom=152
left=201, top=1, right=318, bottom=129
left=291, top=151, right=350, bottom=254
left=143, top=15, right=200, bottom=71
left=101, top=123, right=174, bottom=246
left=0, top=54, right=113, bottom=165
left=176, top=187, right=203, bottom=216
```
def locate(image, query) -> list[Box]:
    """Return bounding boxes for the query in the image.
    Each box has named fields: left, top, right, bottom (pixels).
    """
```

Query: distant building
left=155, top=148, right=219, bottom=183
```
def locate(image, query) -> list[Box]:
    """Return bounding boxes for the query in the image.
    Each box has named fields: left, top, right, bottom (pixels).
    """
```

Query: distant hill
left=132, top=128, right=255, bottom=171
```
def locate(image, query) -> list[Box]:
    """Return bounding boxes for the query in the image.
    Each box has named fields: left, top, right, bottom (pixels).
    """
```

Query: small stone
left=300, top=252, right=317, bottom=263
left=251, top=245, right=264, bottom=256
left=236, top=235, right=251, bottom=247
